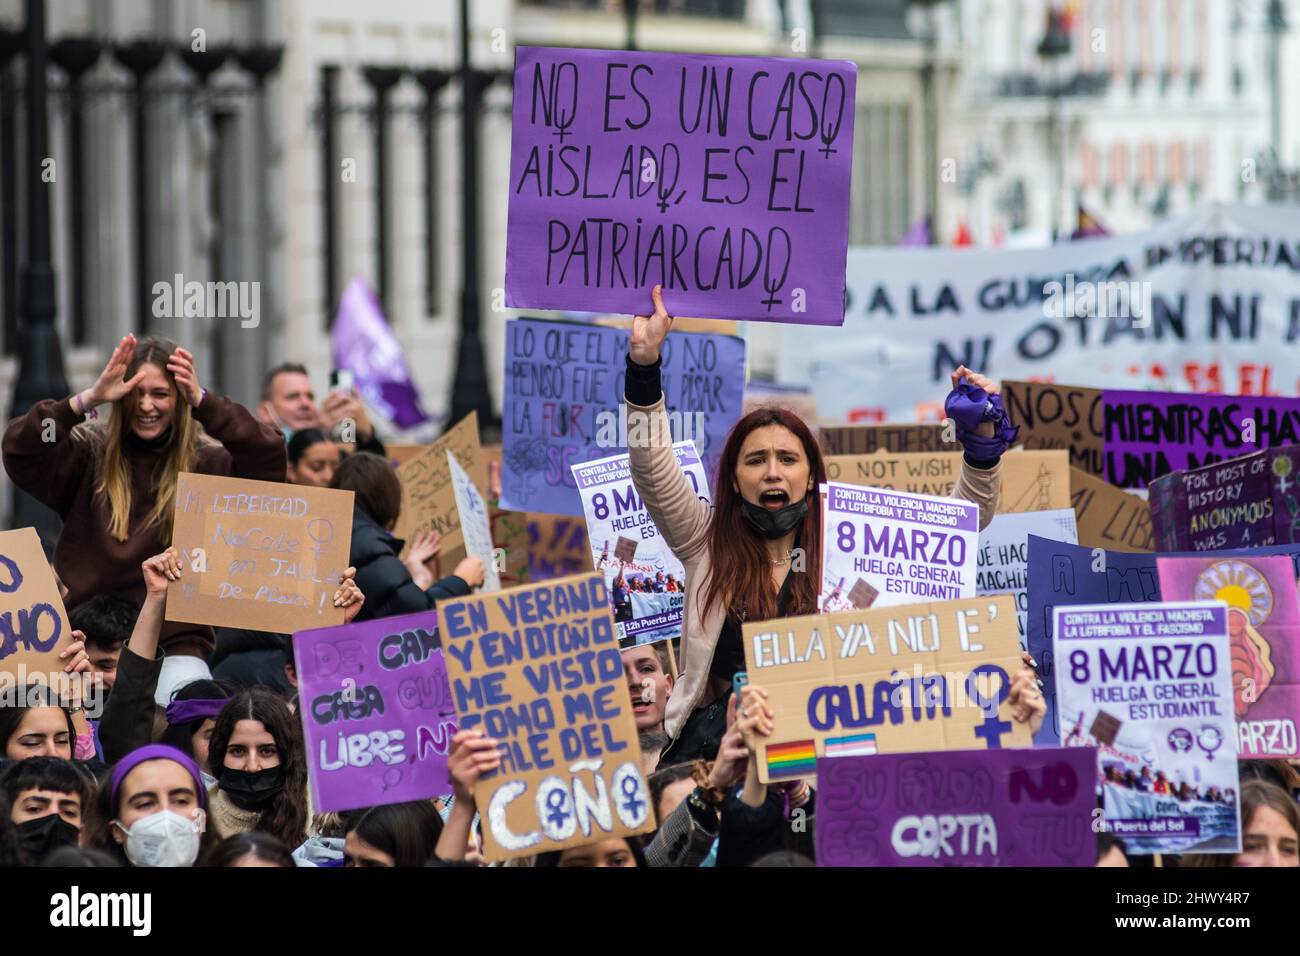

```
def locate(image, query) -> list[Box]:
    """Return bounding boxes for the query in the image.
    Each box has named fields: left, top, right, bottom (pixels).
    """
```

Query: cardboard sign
left=1002, top=380, right=1104, bottom=476
left=294, top=611, right=457, bottom=813
left=500, top=318, right=745, bottom=516
left=1103, top=389, right=1300, bottom=489
left=818, top=423, right=951, bottom=457
left=825, top=450, right=1070, bottom=513
left=572, top=441, right=710, bottom=645
left=976, top=509, right=1078, bottom=646
left=526, top=514, right=593, bottom=581
left=1157, top=555, right=1300, bottom=758
left=386, top=445, right=429, bottom=468
left=484, top=444, right=530, bottom=588
left=816, top=747, right=1098, bottom=867
left=448, top=452, right=501, bottom=593
left=1071, top=466, right=1153, bottom=552
left=1148, top=444, right=1300, bottom=551
left=0, top=527, right=71, bottom=683
left=504, top=46, right=857, bottom=324
left=166, top=474, right=354, bottom=634
left=1054, top=602, right=1241, bottom=856
left=437, top=574, right=653, bottom=861
left=1025, top=536, right=1300, bottom=746
left=741, top=594, right=1031, bottom=784
left=392, top=413, right=486, bottom=577
left=820, top=482, right=979, bottom=611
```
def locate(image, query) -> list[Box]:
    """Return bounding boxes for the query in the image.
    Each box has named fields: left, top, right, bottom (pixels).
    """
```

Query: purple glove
left=945, top=376, right=1019, bottom=460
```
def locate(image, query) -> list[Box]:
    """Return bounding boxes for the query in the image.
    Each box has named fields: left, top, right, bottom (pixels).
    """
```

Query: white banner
left=779, top=203, right=1300, bottom=422
left=448, top=452, right=501, bottom=593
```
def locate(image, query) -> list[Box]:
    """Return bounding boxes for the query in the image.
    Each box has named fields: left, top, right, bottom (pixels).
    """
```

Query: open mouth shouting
left=759, top=488, right=790, bottom=511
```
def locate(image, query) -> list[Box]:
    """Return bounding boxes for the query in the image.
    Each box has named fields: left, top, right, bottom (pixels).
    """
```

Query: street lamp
left=1037, top=2, right=1072, bottom=240
left=9, top=0, right=67, bottom=544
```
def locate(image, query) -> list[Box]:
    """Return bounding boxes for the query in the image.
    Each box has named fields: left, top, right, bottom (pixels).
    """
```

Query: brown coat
left=626, top=395, right=1002, bottom=740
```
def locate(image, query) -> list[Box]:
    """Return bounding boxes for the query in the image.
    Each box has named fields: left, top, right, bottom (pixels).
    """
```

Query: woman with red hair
left=625, top=286, right=1044, bottom=765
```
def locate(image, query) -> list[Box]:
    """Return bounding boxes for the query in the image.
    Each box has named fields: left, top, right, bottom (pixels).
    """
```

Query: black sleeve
left=964, top=452, right=1000, bottom=471
left=427, top=575, right=472, bottom=601
left=355, top=430, right=387, bottom=457
left=97, top=648, right=164, bottom=764
left=625, top=355, right=663, bottom=407
left=716, top=787, right=785, bottom=868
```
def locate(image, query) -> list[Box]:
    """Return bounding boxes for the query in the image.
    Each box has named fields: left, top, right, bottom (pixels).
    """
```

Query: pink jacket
left=626, top=395, right=1003, bottom=740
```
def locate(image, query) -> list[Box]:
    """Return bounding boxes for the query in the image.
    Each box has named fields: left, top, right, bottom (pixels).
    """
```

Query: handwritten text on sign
left=742, top=595, right=1031, bottom=785
left=504, top=46, right=857, bottom=324
left=437, top=573, right=653, bottom=861
left=166, top=473, right=354, bottom=634
left=0, top=527, right=70, bottom=679
left=294, top=611, right=457, bottom=813
left=816, top=747, right=1098, bottom=867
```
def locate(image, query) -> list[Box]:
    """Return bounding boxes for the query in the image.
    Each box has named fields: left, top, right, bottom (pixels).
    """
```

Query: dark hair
left=1239, top=759, right=1300, bottom=793
left=262, top=362, right=310, bottom=401
left=344, top=801, right=444, bottom=867
left=68, top=593, right=140, bottom=652
left=0, top=787, right=17, bottom=867
left=332, top=452, right=402, bottom=530
left=751, top=850, right=815, bottom=867
left=158, top=679, right=235, bottom=759
left=40, top=846, right=121, bottom=867
left=207, top=688, right=309, bottom=847
left=535, top=835, right=646, bottom=868
left=84, top=754, right=223, bottom=865
left=1, top=756, right=94, bottom=809
left=1096, top=831, right=1128, bottom=863
left=199, top=830, right=296, bottom=868
left=287, top=427, right=331, bottom=466
left=1182, top=780, right=1300, bottom=868
left=647, top=763, right=695, bottom=820
left=700, top=406, right=825, bottom=625
left=0, top=684, right=76, bottom=760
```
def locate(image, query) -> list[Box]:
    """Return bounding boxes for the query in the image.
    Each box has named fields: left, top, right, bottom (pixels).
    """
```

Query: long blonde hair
left=94, top=336, right=201, bottom=542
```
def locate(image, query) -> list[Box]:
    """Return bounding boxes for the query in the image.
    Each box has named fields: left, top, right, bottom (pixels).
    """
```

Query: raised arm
left=945, top=365, right=1010, bottom=531
left=625, top=285, right=712, bottom=561
left=170, top=348, right=287, bottom=481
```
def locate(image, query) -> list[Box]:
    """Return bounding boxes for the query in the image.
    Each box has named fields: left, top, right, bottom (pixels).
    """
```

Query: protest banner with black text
left=0, top=527, right=72, bottom=685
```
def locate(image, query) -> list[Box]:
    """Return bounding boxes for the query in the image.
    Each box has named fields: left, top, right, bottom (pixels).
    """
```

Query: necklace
left=770, top=550, right=794, bottom=565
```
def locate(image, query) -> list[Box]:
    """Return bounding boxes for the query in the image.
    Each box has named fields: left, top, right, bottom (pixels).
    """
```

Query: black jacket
left=349, top=506, right=471, bottom=621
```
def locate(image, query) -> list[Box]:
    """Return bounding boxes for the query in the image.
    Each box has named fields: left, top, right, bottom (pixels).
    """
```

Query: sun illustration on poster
left=1193, top=560, right=1276, bottom=717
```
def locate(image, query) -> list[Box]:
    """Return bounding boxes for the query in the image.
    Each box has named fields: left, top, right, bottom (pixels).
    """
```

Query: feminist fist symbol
left=545, top=788, right=571, bottom=829
left=619, top=775, right=646, bottom=819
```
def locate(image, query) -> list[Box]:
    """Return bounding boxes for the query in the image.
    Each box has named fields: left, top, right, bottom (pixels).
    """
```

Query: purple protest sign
left=815, top=747, right=1098, bottom=867
left=504, top=46, right=856, bottom=325
left=331, top=277, right=431, bottom=428
left=294, top=611, right=457, bottom=813
left=501, top=317, right=745, bottom=515
left=1102, top=389, right=1300, bottom=489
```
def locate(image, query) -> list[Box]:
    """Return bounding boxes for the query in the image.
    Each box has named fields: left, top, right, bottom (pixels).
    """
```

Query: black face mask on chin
left=740, top=496, right=809, bottom=540
left=219, top=765, right=285, bottom=812
left=17, top=813, right=80, bottom=861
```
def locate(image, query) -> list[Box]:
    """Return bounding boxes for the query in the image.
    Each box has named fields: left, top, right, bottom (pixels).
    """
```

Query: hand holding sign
left=631, top=284, right=673, bottom=366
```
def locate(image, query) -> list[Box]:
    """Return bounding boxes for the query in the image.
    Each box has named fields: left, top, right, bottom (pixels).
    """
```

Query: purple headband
left=110, top=744, right=209, bottom=810
left=165, top=698, right=227, bottom=726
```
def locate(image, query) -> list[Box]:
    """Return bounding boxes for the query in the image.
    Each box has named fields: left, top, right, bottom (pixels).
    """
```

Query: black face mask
left=17, top=813, right=80, bottom=861
left=219, top=766, right=285, bottom=812
left=740, top=496, right=809, bottom=540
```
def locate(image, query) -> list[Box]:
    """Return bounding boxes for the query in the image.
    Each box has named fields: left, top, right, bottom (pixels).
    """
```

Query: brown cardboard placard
left=437, top=573, right=654, bottom=861
left=847, top=578, right=879, bottom=610
left=1002, top=380, right=1104, bottom=476
left=386, top=445, right=429, bottom=468
left=742, top=594, right=1031, bottom=784
left=1089, top=710, right=1122, bottom=747
left=526, top=513, right=593, bottom=580
left=0, top=527, right=72, bottom=683
left=482, top=444, right=530, bottom=587
left=817, top=423, right=953, bottom=457
left=166, top=473, right=355, bottom=634
left=613, top=536, right=638, bottom=564
left=392, top=412, right=487, bottom=578
left=1070, top=467, right=1153, bottom=552
left=824, top=450, right=1070, bottom=513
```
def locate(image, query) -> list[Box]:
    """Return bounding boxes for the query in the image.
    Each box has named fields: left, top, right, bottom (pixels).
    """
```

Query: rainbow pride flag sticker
left=766, top=739, right=817, bottom=779
left=824, top=732, right=877, bottom=757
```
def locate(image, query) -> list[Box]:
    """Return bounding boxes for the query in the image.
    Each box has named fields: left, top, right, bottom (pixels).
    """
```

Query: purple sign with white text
left=816, top=747, right=1098, bottom=867
left=294, top=611, right=457, bottom=813
left=504, top=46, right=857, bottom=324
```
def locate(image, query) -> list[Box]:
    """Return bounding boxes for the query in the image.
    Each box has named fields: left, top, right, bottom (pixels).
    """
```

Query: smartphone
left=329, top=368, right=354, bottom=393
left=732, top=671, right=748, bottom=706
